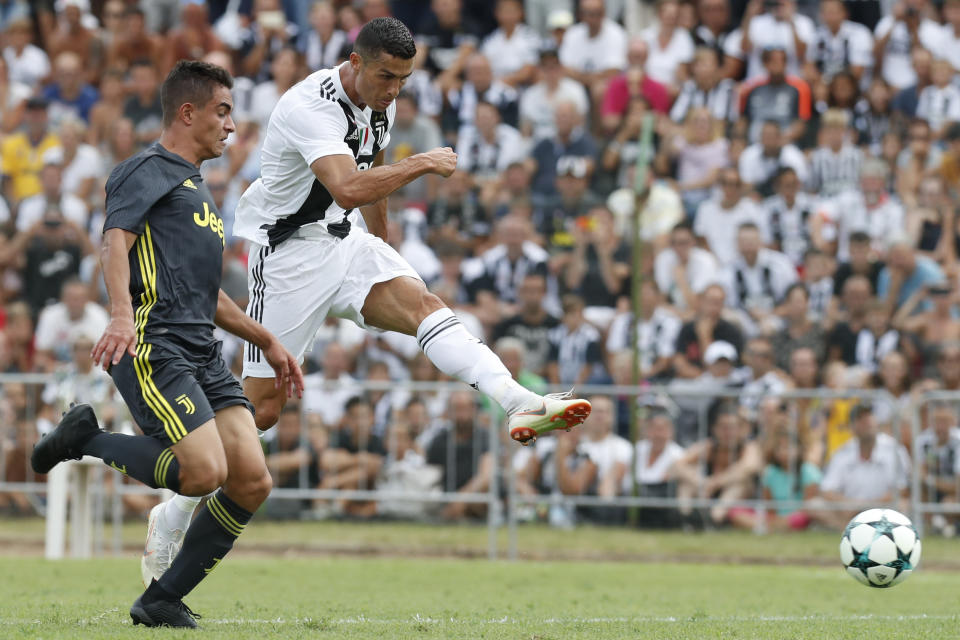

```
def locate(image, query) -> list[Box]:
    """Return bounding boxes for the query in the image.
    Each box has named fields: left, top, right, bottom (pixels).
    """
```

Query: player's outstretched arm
left=213, top=289, right=304, bottom=399
left=311, top=146, right=457, bottom=211
left=92, top=228, right=138, bottom=370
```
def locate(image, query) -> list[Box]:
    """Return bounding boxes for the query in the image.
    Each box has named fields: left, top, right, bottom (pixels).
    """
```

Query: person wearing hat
left=820, top=400, right=911, bottom=527
left=14, top=146, right=88, bottom=232
left=0, top=96, right=60, bottom=205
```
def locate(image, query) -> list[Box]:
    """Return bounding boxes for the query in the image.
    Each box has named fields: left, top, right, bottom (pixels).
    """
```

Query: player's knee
left=248, top=468, right=273, bottom=504
left=228, top=465, right=272, bottom=506
left=254, top=395, right=284, bottom=431
left=180, top=456, right=228, bottom=496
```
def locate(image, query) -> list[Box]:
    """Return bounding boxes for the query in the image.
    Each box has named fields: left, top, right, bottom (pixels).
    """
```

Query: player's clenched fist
left=420, top=146, right=457, bottom=177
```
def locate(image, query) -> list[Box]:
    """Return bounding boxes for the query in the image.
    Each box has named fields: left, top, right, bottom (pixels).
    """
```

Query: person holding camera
left=873, top=0, right=943, bottom=91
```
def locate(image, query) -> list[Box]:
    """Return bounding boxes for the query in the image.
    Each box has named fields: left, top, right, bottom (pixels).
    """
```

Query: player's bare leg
left=360, top=276, right=591, bottom=445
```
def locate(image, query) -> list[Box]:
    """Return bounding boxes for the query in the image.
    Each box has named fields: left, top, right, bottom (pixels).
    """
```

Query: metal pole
left=486, top=407, right=499, bottom=561
left=628, top=112, right=656, bottom=527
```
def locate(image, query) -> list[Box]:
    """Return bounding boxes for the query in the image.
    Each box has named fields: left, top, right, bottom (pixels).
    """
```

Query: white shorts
left=242, top=226, right=422, bottom=378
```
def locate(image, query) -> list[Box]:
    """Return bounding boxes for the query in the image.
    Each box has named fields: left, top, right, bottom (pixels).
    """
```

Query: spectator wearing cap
left=806, top=109, right=863, bottom=200
left=654, top=221, right=721, bottom=317
left=41, top=51, right=99, bottom=125
left=529, top=98, right=598, bottom=198
left=558, top=0, right=627, bottom=98
left=873, top=0, right=943, bottom=92
left=15, top=146, right=88, bottom=233
left=492, top=274, right=560, bottom=377
left=546, top=293, right=605, bottom=386
left=639, top=0, right=693, bottom=90
left=738, top=120, right=807, bottom=197
left=669, top=47, right=737, bottom=125
left=479, top=0, right=540, bottom=87
left=298, top=1, right=346, bottom=72
left=723, top=222, right=797, bottom=336
left=916, top=58, right=960, bottom=139
left=33, top=277, right=107, bottom=371
left=693, top=166, right=767, bottom=266
left=533, top=156, right=602, bottom=246
left=739, top=47, right=811, bottom=144
left=728, top=0, right=815, bottom=81
left=445, top=53, right=519, bottom=139
left=820, top=401, right=910, bottom=526
left=122, top=58, right=163, bottom=146
left=519, top=47, right=589, bottom=142
left=813, top=158, right=904, bottom=262
left=1, top=97, right=60, bottom=205
left=601, top=39, right=671, bottom=136
left=878, top=234, right=945, bottom=313
left=673, top=283, right=745, bottom=378
left=804, top=0, right=873, bottom=86
left=3, top=16, right=50, bottom=89
left=607, top=279, right=681, bottom=381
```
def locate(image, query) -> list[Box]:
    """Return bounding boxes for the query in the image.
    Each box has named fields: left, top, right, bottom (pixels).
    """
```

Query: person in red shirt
left=601, top=38, right=671, bottom=135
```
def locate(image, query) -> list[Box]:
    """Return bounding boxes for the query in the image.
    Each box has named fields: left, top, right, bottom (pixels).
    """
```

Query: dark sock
left=152, top=489, right=252, bottom=600
left=83, top=433, right=180, bottom=492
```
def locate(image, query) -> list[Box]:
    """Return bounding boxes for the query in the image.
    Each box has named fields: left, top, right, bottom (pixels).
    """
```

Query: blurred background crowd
left=0, top=0, right=959, bottom=533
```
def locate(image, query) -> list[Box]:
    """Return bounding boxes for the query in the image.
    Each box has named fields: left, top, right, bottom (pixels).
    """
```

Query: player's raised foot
left=508, top=392, right=592, bottom=445
left=30, top=403, right=102, bottom=474
left=130, top=580, right=200, bottom=629
left=141, top=502, right=186, bottom=588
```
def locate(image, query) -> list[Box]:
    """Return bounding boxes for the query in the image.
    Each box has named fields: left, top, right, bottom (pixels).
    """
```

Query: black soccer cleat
left=130, top=588, right=201, bottom=629
left=30, top=403, right=102, bottom=474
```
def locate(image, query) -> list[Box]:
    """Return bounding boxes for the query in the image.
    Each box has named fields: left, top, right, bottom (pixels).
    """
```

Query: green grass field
left=1, top=519, right=958, bottom=639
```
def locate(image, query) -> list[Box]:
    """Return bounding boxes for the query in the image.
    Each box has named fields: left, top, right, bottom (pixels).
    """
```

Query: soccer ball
left=839, top=508, right=921, bottom=588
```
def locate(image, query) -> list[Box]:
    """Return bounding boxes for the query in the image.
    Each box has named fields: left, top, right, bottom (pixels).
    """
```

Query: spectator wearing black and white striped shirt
left=547, top=294, right=605, bottom=386
left=606, top=280, right=682, bottom=381
left=669, top=47, right=737, bottom=124
left=916, top=58, right=960, bottom=137
left=738, top=120, right=808, bottom=197
left=807, top=109, right=862, bottom=198
left=805, top=0, right=873, bottom=85
left=762, top=167, right=816, bottom=266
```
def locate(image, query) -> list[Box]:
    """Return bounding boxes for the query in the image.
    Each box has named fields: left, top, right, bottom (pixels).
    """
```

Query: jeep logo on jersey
left=372, top=115, right=387, bottom=147
left=194, top=202, right=225, bottom=247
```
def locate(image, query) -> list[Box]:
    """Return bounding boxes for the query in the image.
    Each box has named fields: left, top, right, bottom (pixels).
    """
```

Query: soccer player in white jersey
left=141, top=18, right=591, bottom=585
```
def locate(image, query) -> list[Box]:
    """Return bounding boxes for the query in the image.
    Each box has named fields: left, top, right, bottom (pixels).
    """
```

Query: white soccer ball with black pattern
left=839, top=508, right=921, bottom=588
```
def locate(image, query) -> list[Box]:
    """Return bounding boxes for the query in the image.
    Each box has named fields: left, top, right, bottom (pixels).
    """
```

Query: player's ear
left=178, top=102, right=196, bottom=126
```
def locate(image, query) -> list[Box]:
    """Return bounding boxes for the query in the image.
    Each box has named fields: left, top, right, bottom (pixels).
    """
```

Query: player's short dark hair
left=353, top=17, right=416, bottom=61
left=161, top=60, right=234, bottom=127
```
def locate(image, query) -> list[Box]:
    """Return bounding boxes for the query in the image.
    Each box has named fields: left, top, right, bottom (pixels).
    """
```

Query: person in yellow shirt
left=1, top=97, right=60, bottom=205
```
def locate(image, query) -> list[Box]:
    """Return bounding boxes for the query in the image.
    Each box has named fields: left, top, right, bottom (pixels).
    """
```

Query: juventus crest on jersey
left=233, top=63, right=396, bottom=248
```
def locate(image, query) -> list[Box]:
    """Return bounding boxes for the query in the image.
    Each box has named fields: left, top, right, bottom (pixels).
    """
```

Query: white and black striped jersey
left=722, top=248, right=798, bottom=312
left=547, top=322, right=604, bottom=386
left=917, top=84, right=960, bottom=133
left=234, top=63, right=395, bottom=247
left=669, top=78, right=737, bottom=123
left=807, top=143, right=862, bottom=199
left=761, top=191, right=818, bottom=266
left=606, top=308, right=681, bottom=372
left=806, top=21, right=873, bottom=80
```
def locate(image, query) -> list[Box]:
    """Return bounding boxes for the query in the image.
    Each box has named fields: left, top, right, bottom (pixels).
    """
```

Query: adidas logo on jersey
left=345, top=128, right=360, bottom=142
left=182, top=178, right=198, bottom=190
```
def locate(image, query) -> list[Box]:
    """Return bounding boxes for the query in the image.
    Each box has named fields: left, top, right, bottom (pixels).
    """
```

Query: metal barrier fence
left=2, top=373, right=959, bottom=559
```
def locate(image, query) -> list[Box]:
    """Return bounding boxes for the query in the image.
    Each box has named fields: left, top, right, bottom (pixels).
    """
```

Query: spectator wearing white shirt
left=728, top=0, right=815, bottom=80
left=762, top=167, right=816, bottom=266
left=559, top=0, right=628, bottom=97
left=694, top=166, right=769, bottom=265
left=56, top=119, right=103, bottom=208
left=873, top=0, right=944, bottom=91
left=33, top=278, right=108, bottom=372
left=639, top=0, right=694, bottom=90
left=301, top=343, right=364, bottom=428
left=723, top=222, right=798, bottom=335
left=455, top=101, right=527, bottom=180
left=606, top=280, right=682, bottom=380
left=807, top=109, right=863, bottom=199
left=655, top=222, right=722, bottom=315
left=942, top=0, right=960, bottom=75
left=738, top=120, right=808, bottom=197
left=812, top=158, right=904, bottom=261
left=805, top=0, right=873, bottom=85
left=480, top=0, right=540, bottom=86
left=299, top=1, right=347, bottom=72
left=2, top=17, right=50, bottom=89
left=629, top=410, right=685, bottom=488
left=820, top=402, right=911, bottom=526
left=15, top=148, right=88, bottom=233
left=519, top=47, right=590, bottom=141
left=555, top=395, right=632, bottom=504
left=249, top=47, right=302, bottom=131
left=916, top=58, right=960, bottom=137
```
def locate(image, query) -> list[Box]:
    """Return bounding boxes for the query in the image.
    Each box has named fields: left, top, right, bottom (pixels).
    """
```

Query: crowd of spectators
left=0, top=0, right=959, bottom=533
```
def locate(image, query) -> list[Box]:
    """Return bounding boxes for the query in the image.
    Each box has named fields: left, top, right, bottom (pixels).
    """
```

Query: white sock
left=417, top=308, right=539, bottom=415
left=163, top=494, right=202, bottom=532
